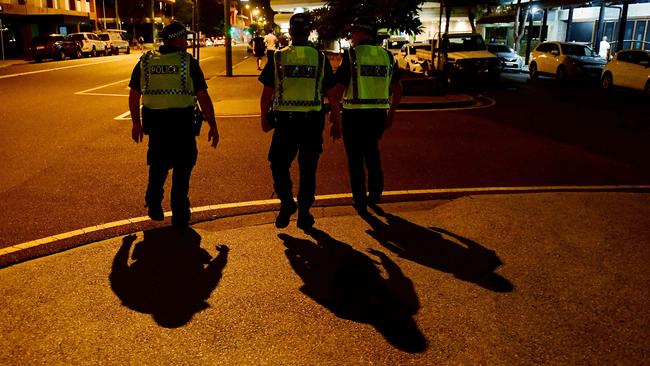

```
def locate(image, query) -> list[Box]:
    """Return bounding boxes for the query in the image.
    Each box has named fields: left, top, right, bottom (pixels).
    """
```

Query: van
left=97, top=30, right=130, bottom=55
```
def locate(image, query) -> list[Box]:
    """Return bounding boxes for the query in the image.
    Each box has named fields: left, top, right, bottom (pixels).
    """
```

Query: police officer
left=259, top=13, right=341, bottom=230
left=129, top=21, right=219, bottom=226
left=335, top=17, right=402, bottom=215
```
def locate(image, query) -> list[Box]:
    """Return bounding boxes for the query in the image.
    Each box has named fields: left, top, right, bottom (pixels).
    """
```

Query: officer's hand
left=132, top=124, right=143, bottom=143
left=386, top=110, right=395, bottom=129
left=208, top=126, right=219, bottom=148
left=330, top=123, right=341, bottom=141
left=261, top=115, right=272, bottom=132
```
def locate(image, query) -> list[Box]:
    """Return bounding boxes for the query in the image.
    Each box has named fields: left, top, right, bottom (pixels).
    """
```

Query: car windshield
left=70, top=34, right=85, bottom=41
left=98, top=34, right=109, bottom=41
left=446, top=35, right=486, bottom=52
left=386, top=40, right=408, bottom=50
left=488, top=44, right=511, bottom=53
left=561, top=44, right=596, bottom=57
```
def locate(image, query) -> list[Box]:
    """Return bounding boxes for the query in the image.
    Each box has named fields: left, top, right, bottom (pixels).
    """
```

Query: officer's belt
left=343, top=98, right=390, bottom=105
left=273, top=99, right=321, bottom=107
left=142, top=89, right=194, bottom=96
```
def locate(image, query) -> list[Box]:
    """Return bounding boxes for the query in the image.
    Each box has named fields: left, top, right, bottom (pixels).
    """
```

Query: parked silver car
left=487, top=44, right=524, bottom=72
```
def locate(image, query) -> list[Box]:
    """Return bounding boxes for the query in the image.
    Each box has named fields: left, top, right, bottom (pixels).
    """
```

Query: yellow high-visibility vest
left=273, top=45, right=325, bottom=112
left=343, top=44, right=392, bottom=110
left=140, top=50, right=195, bottom=109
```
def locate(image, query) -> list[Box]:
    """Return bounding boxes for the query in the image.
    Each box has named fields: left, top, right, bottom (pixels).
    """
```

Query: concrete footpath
left=2, top=192, right=650, bottom=364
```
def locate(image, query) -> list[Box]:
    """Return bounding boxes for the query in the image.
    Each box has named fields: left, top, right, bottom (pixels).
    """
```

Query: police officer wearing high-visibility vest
left=129, top=21, right=219, bottom=226
left=335, top=16, right=402, bottom=215
left=259, top=13, right=341, bottom=230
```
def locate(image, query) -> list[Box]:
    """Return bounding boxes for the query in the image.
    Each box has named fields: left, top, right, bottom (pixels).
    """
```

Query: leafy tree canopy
left=311, top=0, right=425, bottom=41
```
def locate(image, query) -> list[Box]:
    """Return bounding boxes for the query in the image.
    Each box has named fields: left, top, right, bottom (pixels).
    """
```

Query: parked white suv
left=97, top=30, right=130, bottom=55
left=69, top=32, right=108, bottom=57
left=529, top=41, right=606, bottom=81
left=601, top=49, right=650, bottom=97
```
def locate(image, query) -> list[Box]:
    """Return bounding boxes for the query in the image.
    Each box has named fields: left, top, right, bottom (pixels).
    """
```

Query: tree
left=311, top=0, right=425, bottom=42
left=512, top=0, right=530, bottom=52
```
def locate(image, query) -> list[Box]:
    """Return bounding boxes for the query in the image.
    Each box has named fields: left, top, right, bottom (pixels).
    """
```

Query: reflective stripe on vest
left=343, top=45, right=392, bottom=110
left=273, top=46, right=325, bottom=112
left=141, top=51, right=195, bottom=109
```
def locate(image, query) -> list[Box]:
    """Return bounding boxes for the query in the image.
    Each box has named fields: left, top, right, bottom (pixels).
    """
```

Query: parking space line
left=0, top=59, right=123, bottom=80
left=75, top=78, right=131, bottom=96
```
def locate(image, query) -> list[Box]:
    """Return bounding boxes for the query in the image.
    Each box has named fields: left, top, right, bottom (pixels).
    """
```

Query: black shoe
left=368, top=193, right=381, bottom=205
left=147, top=204, right=164, bottom=221
left=353, top=202, right=369, bottom=216
left=275, top=200, right=298, bottom=229
left=172, top=209, right=191, bottom=227
left=297, top=212, right=315, bottom=230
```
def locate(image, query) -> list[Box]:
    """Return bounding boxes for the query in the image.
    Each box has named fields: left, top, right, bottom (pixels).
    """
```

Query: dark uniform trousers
left=143, top=107, right=198, bottom=221
left=341, top=108, right=387, bottom=207
left=268, top=111, right=325, bottom=211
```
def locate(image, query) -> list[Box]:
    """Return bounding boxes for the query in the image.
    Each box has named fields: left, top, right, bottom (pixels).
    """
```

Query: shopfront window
left=633, top=21, right=646, bottom=49
left=622, top=22, right=634, bottom=49
left=569, top=22, right=594, bottom=43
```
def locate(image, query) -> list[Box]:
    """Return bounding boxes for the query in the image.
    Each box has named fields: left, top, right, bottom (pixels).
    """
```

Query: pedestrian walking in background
left=252, top=32, right=266, bottom=70
left=264, top=29, right=279, bottom=60
left=129, top=21, right=219, bottom=226
left=259, top=13, right=341, bottom=230
left=335, top=16, right=402, bottom=215
left=599, top=36, right=611, bottom=60
left=138, top=36, right=145, bottom=51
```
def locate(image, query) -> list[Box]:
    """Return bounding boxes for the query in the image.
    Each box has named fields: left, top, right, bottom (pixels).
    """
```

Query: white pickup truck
left=416, top=33, right=500, bottom=85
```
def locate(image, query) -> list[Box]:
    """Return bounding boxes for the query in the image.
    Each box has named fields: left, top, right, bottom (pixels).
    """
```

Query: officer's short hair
left=289, top=13, right=311, bottom=39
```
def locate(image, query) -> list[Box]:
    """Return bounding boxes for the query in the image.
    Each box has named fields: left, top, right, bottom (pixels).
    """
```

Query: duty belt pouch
left=193, top=105, right=204, bottom=136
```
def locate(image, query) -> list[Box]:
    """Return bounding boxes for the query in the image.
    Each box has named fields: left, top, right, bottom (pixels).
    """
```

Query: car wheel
left=34, top=57, right=42, bottom=63
left=126, top=47, right=130, bottom=55
left=75, top=48, right=82, bottom=59
left=529, top=62, right=538, bottom=81
left=90, top=47, right=97, bottom=57
left=555, top=66, right=567, bottom=82
left=601, top=72, right=613, bottom=91
left=56, top=50, right=66, bottom=61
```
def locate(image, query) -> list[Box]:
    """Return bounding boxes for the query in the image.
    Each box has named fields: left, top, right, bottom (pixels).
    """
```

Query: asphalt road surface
left=0, top=53, right=648, bottom=248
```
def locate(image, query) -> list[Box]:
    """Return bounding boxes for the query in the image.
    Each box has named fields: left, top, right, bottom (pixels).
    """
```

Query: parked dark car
left=31, top=34, right=82, bottom=62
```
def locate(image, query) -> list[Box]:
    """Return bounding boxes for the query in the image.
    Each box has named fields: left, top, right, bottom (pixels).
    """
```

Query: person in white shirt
left=264, top=31, right=279, bottom=60
left=599, top=36, right=610, bottom=60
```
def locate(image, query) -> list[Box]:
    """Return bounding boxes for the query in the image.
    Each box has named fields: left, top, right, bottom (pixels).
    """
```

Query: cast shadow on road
left=364, top=205, right=513, bottom=292
left=109, top=226, right=229, bottom=328
left=279, top=228, right=427, bottom=353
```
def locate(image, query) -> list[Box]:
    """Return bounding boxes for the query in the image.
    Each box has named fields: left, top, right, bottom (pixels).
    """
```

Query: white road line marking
left=0, top=59, right=123, bottom=80
left=75, top=78, right=131, bottom=95
left=114, top=111, right=132, bottom=120
left=398, top=95, right=496, bottom=112
left=2, top=184, right=649, bottom=257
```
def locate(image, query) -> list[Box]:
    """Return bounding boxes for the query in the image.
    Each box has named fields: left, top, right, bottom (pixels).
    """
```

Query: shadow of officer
left=364, top=206, right=513, bottom=293
left=279, top=228, right=427, bottom=353
left=110, top=227, right=228, bottom=328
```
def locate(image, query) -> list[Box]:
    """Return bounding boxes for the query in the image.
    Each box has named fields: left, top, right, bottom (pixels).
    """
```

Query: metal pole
left=115, top=0, right=120, bottom=30
left=101, top=0, right=107, bottom=30
left=196, top=0, right=200, bottom=61
left=192, top=1, right=196, bottom=58
left=616, top=1, right=629, bottom=52
left=225, top=0, right=233, bottom=77
left=540, top=8, right=548, bottom=42
left=151, top=0, right=155, bottom=43
left=595, top=1, right=605, bottom=53
left=0, top=18, right=5, bottom=61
